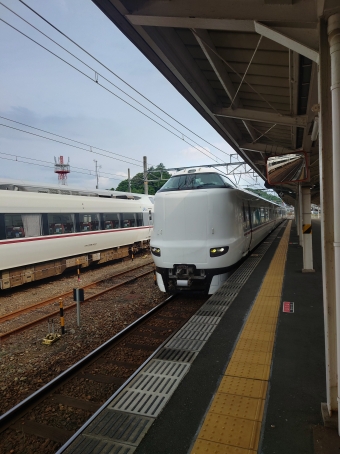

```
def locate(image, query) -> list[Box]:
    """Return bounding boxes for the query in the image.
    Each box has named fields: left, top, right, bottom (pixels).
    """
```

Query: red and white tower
left=54, top=156, right=70, bottom=185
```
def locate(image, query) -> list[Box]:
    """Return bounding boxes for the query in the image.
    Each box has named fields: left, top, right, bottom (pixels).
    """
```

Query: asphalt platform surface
left=135, top=220, right=333, bottom=454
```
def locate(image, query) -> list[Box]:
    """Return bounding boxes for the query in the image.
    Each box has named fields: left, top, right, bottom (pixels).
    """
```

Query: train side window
left=102, top=213, right=119, bottom=230
left=79, top=213, right=100, bottom=232
left=121, top=213, right=136, bottom=228
left=48, top=214, right=74, bottom=234
left=4, top=214, right=25, bottom=238
left=0, top=214, right=6, bottom=240
left=136, top=213, right=143, bottom=226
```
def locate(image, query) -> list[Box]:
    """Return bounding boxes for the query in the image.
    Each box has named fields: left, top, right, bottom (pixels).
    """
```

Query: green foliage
left=246, top=187, right=282, bottom=204
left=115, top=163, right=171, bottom=195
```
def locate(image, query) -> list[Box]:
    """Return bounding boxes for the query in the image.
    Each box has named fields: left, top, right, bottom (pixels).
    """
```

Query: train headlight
left=210, top=246, right=229, bottom=257
left=151, top=247, right=161, bottom=257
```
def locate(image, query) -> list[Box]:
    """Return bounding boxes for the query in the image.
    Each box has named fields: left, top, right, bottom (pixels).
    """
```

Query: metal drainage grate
left=195, top=309, right=225, bottom=317
left=174, top=328, right=213, bottom=342
left=165, top=337, right=206, bottom=352
left=109, top=389, right=169, bottom=417
left=179, top=322, right=216, bottom=334
left=141, top=359, right=190, bottom=378
left=189, top=315, right=221, bottom=325
left=154, top=347, right=198, bottom=364
left=127, top=374, right=180, bottom=396
left=63, top=434, right=136, bottom=454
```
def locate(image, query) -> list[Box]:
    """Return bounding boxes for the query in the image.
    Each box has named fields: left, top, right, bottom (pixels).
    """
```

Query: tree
left=246, top=188, right=282, bottom=204
left=115, top=163, right=171, bottom=195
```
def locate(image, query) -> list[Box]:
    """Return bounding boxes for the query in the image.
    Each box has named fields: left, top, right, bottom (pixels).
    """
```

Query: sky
left=0, top=0, right=257, bottom=191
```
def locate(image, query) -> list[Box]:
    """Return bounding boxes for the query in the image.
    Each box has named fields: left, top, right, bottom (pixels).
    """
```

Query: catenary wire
left=0, top=151, right=126, bottom=180
left=1, top=2, right=220, bottom=158
left=0, top=115, right=142, bottom=165
left=17, top=0, right=231, bottom=157
left=0, top=123, right=142, bottom=167
left=0, top=16, right=223, bottom=165
left=0, top=155, right=124, bottom=181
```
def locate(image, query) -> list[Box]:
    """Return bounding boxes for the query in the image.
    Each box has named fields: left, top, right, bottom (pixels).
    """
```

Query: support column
left=143, top=156, right=148, bottom=195
left=328, top=13, right=340, bottom=434
left=301, top=187, right=314, bottom=271
left=319, top=18, right=337, bottom=416
left=298, top=184, right=303, bottom=246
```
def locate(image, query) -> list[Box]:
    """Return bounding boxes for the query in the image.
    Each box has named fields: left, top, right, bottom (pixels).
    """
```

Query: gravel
left=0, top=254, right=165, bottom=415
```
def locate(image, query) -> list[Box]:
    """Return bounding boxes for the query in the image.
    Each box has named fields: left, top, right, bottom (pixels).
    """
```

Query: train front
left=150, top=168, right=238, bottom=294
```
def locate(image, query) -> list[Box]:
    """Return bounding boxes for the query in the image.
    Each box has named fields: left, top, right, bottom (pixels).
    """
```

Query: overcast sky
left=0, top=0, right=257, bottom=191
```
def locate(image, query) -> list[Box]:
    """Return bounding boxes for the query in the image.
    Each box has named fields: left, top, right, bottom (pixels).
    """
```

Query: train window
left=158, top=172, right=228, bottom=191
left=136, top=213, right=143, bottom=226
left=121, top=213, right=136, bottom=228
left=219, top=174, right=235, bottom=188
left=79, top=213, right=100, bottom=232
left=4, top=214, right=25, bottom=238
left=21, top=214, right=42, bottom=237
left=253, top=208, right=261, bottom=226
left=102, top=213, right=119, bottom=230
left=48, top=214, right=74, bottom=235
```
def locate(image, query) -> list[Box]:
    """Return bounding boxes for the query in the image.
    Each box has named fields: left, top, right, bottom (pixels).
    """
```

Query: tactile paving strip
left=61, top=222, right=286, bottom=453
left=190, top=221, right=291, bottom=454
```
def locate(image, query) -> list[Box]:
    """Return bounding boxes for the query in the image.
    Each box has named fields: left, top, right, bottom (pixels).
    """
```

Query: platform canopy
left=93, top=0, right=340, bottom=204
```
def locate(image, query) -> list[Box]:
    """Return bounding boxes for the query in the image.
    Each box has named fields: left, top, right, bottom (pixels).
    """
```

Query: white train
left=150, top=167, right=286, bottom=294
left=0, top=181, right=154, bottom=290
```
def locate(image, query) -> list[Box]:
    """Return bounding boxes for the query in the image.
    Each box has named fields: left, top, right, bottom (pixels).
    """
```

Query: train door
left=242, top=203, right=252, bottom=255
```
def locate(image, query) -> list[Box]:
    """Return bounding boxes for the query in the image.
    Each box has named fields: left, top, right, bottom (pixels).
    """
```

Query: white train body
left=150, top=168, right=286, bottom=294
left=0, top=188, right=154, bottom=290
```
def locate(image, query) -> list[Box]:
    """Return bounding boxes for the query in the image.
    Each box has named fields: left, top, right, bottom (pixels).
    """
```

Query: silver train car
left=0, top=182, right=154, bottom=290
left=150, top=167, right=286, bottom=294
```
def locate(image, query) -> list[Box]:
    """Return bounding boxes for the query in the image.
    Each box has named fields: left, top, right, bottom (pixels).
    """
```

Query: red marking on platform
left=283, top=302, right=294, bottom=313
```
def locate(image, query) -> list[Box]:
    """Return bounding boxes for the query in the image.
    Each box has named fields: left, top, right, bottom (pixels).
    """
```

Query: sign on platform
left=283, top=301, right=294, bottom=313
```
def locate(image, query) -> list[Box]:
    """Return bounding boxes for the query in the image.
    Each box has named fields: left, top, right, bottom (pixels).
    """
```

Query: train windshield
left=158, top=172, right=234, bottom=192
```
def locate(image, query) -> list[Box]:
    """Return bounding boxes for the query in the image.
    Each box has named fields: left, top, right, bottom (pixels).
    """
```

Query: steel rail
left=0, top=260, right=153, bottom=323
left=0, top=294, right=176, bottom=430
left=0, top=267, right=154, bottom=340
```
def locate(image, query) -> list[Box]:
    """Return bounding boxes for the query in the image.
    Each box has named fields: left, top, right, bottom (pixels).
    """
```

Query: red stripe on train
left=0, top=226, right=153, bottom=245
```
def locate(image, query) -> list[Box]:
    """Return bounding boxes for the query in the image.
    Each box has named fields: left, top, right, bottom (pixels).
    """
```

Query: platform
left=59, top=219, right=338, bottom=454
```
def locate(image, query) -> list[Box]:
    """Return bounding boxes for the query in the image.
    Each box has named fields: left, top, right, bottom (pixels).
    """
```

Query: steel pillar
left=143, top=156, right=148, bottom=195
left=301, top=187, right=314, bottom=271
left=298, top=184, right=303, bottom=246
left=319, top=18, right=337, bottom=415
left=328, top=13, right=340, bottom=434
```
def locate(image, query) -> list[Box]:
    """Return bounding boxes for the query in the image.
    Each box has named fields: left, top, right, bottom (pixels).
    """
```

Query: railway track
left=0, top=261, right=154, bottom=340
left=0, top=293, right=205, bottom=454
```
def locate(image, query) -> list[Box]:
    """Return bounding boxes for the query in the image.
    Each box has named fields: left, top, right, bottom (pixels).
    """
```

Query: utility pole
left=94, top=160, right=101, bottom=189
left=143, top=156, right=148, bottom=195
left=128, top=168, right=131, bottom=192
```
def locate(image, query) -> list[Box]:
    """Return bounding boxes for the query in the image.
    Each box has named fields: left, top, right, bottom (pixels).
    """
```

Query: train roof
left=160, top=168, right=285, bottom=208
left=1, top=190, right=154, bottom=213
left=0, top=177, right=151, bottom=202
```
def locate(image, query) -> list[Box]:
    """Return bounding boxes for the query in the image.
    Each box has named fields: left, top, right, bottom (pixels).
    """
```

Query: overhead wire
left=0, top=10, right=224, bottom=165
left=0, top=150, right=126, bottom=180
left=17, top=0, right=231, bottom=157
left=0, top=154, right=125, bottom=181
left=0, top=115, right=142, bottom=165
left=0, top=122, right=142, bottom=167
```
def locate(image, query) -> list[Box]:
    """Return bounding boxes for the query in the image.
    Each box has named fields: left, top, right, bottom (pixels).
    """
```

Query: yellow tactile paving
left=218, top=377, right=268, bottom=400
left=190, top=221, right=291, bottom=454
left=209, top=393, right=265, bottom=421
left=236, top=338, right=274, bottom=353
left=191, top=439, right=256, bottom=453
left=218, top=375, right=268, bottom=399
left=231, top=349, right=272, bottom=366
left=240, top=329, right=275, bottom=343
left=225, top=360, right=271, bottom=381
left=197, top=413, right=261, bottom=450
